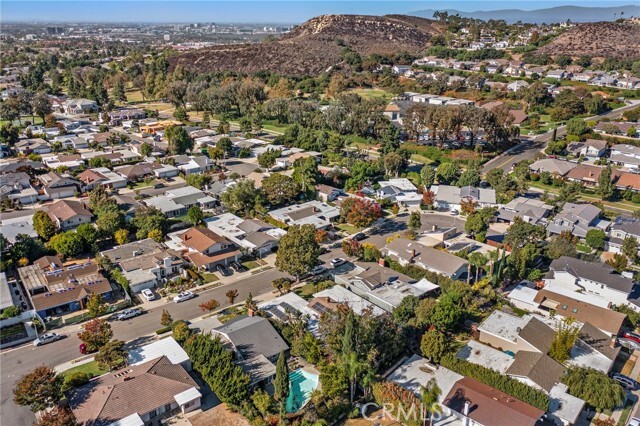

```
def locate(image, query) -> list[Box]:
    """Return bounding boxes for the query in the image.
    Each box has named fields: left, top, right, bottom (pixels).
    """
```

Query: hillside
left=168, top=14, right=443, bottom=76
left=535, top=22, right=640, bottom=60
left=408, top=5, right=639, bottom=24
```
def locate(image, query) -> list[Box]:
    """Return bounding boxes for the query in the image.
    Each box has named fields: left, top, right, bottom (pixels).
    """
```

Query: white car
left=613, top=373, right=637, bottom=390
left=33, top=333, right=62, bottom=347
left=173, top=291, right=195, bottom=303
left=116, top=308, right=143, bottom=321
left=628, top=417, right=640, bottom=426
left=450, top=209, right=459, bottom=216
left=141, top=289, right=156, bottom=301
left=330, top=258, right=346, bottom=268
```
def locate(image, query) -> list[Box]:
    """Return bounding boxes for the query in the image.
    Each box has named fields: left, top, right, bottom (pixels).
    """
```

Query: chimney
left=378, top=258, right=385, bottom=267
left=432, top=225, right=437, bottom=231
left=463, top=401, right=471, bottom=426
left=247, top=308, right=255, bottom=317
left=611, top=337, right=617, bottom=349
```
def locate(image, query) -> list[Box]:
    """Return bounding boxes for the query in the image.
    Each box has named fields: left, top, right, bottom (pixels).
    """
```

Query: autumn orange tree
left=77, top=318, right=112, bottom=352
left=199, top=299, right=220, bottom=313
left=13, top=366, right=63, bottom=412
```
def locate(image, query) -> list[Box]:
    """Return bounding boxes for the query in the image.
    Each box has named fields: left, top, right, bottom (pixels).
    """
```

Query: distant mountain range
left=408, top=5, right=639, bottom=24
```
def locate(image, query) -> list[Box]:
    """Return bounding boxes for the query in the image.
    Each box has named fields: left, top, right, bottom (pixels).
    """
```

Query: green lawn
left=335, top=223, right=361, bottom=234
left=242, top=260, right=260, bottom=270
left=410, top=154, right=435, bottom=164
left=349, top=88, right=394, bottom=102
left=0, top=116, right=43, bottom=127
left=201, top=273, right=219, bottom=283
left=576, top=243, right=592, bottom=253
left=261, top=120, right=288, bottom=134
left=62, top=360, right=108, bottom=378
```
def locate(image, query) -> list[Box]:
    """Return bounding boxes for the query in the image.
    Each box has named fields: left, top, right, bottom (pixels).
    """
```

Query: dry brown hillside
left=536, top=22, right=640, bottom=60
left=169, top=14, right=444, bottom=76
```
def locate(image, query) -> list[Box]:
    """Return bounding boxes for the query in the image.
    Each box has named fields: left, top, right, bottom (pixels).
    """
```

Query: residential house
left=42, top=153, right=85, bottom=171
left=101, top=239, right=183, bottom=293
left=496, top=197, right=554, bottom=225
left=0, top=214, right=37, bottom=244
left=258, top=292, right=321, bottom=335
left=17, top=256, right=114, bottom=318
left=546, top=202, right=608, bottom=238
left=392, top=65, right=411, bottom=74
left=376, top=178, right=418, bottom=201
left=128, top=337, right=192, bottom=371
left=312, top=285, right=385, bottom=316
left=333, top=261, right=438, bottom=312
left=608, top=216, right=640, bottom=254
left=315, top=184, right=341, bottom=203
left=15, top=138, right=50, bottom=155
left=529, top=158, right=577, bottom=176
left=63, top=98, right=98, bottom=114
left=430, top=185, right=498, bottom=212
left=269, top=200, right=339, bottom=229
left=211, top=315, right=289, bottom=387
left=173, top=226, right=241, bottom=271
left=566, top=139, right=607, bottom=160
left=479, top=310, right=618, bottom=374
left=69, top=356, right=201, bottom=426
left=610, top=144, right=640, bottom=170
left=114, top=162, right=162, bottom=181
left=145, top=186, right=216, bottom=218
left=597, top=122, right=638, bottom=137
left=77, top=167, right=127, bottom=191
left=382, top=237, right=468, bottom=279
left=565, top=164, right=615, bottom=187
left=545, top=256, right=636, bottom=309
left=533, top=288, right=626, bottom=336
left=615, top=172, right=640, bottom=193
left=107, top=108, right=146, bottom=126
left=205, top=213, right=284, bottom=257
left=46, top=199, right=93, bottom=230
left=546, top=69, right=567, bottom=80
left=508, top=81, right=530, bottom=94
left=37, top=172, right=81, bottom=200
left=0, top=172, right=38, bottom=205
left=172, top=155, right=215, bottom=175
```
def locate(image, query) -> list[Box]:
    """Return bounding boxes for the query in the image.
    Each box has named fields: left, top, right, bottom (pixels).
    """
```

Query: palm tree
left=344, top=353, right=366, bottom=404
left=468, top=252, right=488, bottom=283
left=421, top=379, right=441, bottom=426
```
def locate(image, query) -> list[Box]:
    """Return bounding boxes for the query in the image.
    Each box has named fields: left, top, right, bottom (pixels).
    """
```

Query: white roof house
left=313, top=285, right=385, bottom=316
left=128, top=336, right=191, bottom=371
left=269, top=200, right=339, bottom=229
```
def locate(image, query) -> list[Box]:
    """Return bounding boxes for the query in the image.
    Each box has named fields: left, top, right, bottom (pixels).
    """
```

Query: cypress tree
left=274, top=351, right=290, bottom=404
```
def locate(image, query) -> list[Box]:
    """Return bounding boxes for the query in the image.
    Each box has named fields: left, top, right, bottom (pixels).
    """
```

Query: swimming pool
left=285, top=369, right=319, bottom=413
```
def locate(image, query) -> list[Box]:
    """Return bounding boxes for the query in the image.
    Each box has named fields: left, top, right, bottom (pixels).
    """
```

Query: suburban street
left=0, top=266, right=289, bottom=426
left=482, top=101, right=640, bottom=174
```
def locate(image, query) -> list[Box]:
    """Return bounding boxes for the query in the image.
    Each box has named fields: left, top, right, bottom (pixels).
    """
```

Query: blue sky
left=2, top=1, right=636, bottom=23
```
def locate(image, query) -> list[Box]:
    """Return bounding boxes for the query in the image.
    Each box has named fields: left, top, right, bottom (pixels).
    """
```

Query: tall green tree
left=187, top=206, right=204, bottom=226
left=273, top=351, right=290, bottom=407
left=95, top=340, right=127, bottom=370
left=597, top=165, right=614, bottom=200
left=261, top=173, right=300, bottom=206
left=292, top=156, right=319, bottom=195
left=275, top=224, right=320, bottom=279
left=33, top=211, right=58, bottom=241
left=166, top=125, right=193, bottom=155
left=420, top=330, right=448, bottom=363
left=220, top=179, right=262, bottom=218
left=421, top=379, right=442, bottom=426
left=563, top=367, right=624, bottom=411
left=420, top=165, right=436, bottom=189
left=549, top=320, right=580, bottom=363
left=622, top=236, right=639, bottom=263
left=409, top=211, right=422, bottom=231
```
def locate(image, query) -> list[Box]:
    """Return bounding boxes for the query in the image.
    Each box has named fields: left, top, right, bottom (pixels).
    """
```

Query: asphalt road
left=0, top=266, right=289, bottom=426
left=482, top=101, right=640, bottom=174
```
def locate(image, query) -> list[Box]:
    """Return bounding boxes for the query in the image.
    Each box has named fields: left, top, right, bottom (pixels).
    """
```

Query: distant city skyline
left=2, top=0, right=636, bottom=24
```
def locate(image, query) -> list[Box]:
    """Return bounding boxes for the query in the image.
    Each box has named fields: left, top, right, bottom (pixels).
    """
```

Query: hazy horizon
left=2, top=0, right=637, bottom=24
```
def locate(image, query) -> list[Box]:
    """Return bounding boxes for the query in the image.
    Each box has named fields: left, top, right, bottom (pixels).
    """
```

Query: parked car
left=216, top=264, right=232, bottom=276
left=311, top=265, right=326, bottom=275
left=352, top=233, right=366, bottom=241
left=33, top=333, right=62, bottom=347
left=116, top=308, right=143, bottom=321
left=330, top=258, right=346, bottom=267
left=141, top=288, right=156, bottom=301
left=173, top=291, right=195, bottom=303
left=230, top=262, right=247, bottom=273
left=618, top=338, right=640, bottom=351
left=623, top=331, right=640, bottom=344
left=613, top=373, right=637, bottom=390
left=450, top=209, right=459, bottom=216
left=628, top=417, right=640, bottom=426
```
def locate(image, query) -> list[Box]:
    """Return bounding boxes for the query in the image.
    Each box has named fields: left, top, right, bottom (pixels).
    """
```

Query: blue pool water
left=285, top=369, right=319, bottom=413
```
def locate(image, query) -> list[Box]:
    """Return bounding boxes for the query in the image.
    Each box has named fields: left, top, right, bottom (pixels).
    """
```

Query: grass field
left=0, top=116, right=43, bottom=127
left=349, top=88, right=394, bottom=102
left=410, top=154, right=435, bottom=164
left=125, top=90, right=145, bottom=103
left=336, top=223, right=361, bottom=234
left=62, top=360, right=108, bottom=378
left=201, top=273, right=219, bottom=283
